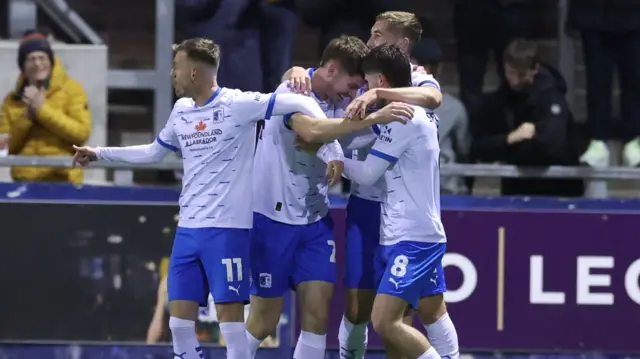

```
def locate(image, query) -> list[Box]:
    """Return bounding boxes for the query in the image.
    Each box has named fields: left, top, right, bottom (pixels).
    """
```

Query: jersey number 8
left=390, top=255, right=409, bottom=277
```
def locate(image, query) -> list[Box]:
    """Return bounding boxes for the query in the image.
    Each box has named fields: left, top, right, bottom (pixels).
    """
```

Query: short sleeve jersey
left=368, top=106, right=447, bottom=245
left=253, top=72, right=343, bottom=225
left=349, top=69, right=441, bottom=202
left=156, top=88, right=277, bottom=229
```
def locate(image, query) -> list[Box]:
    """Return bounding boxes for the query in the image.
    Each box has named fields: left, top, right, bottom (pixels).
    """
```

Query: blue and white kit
left=251, top=69, right=345, bottom=297
left=95, top=87, right=328, bottom=305
left=321, top=102, right=447, bottom=308
left=341, top=70, right=446, bottom=301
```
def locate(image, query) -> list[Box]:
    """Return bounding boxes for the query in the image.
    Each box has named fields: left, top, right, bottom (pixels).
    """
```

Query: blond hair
left=173, top=37, right=221, bottom=69
left=376, top=11, right=422, bottom=46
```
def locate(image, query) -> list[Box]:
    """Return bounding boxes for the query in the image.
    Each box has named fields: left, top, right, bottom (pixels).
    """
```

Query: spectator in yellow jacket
left=0, top=35, right=91, bottom=183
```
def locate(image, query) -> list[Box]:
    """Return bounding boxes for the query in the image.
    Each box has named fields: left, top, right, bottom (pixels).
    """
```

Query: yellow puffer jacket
left=0, top=59, right=91, bottom=183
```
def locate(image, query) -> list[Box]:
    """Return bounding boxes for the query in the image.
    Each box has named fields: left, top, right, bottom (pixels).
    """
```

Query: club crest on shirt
left=212, top=108, right=224, bottom=123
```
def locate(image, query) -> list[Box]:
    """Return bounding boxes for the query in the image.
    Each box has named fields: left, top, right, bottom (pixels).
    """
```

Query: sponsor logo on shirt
left=379, top=126, right=393, bottom=143
left=180, top=120, right=223, bottom=147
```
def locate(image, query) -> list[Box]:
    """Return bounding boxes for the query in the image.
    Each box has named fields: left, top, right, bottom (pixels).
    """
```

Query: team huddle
left=72, top=11, right=459, bottom=359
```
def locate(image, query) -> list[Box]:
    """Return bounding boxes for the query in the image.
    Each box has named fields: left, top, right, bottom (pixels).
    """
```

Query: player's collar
left=195, top=87, right=222, bottom=108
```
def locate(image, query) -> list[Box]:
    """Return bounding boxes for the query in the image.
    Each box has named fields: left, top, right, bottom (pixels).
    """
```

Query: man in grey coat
left=412, top=39, right=470, bottom=194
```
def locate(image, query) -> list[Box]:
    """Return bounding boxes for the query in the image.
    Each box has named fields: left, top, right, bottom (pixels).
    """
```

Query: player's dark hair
left=173, top=37, right=221, bottom=69
left=319, top=35, right=369, bottom=77
left=503, top=38, right=539, bottom=71
left=361, top=44, right=411, bottom=88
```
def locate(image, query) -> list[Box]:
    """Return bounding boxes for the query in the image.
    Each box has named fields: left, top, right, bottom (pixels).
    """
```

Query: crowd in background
left=1, top=0, right=639, bottom=198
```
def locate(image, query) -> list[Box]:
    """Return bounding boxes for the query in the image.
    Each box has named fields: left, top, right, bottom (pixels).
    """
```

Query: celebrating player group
left=72, top=11, right=459, bottom=359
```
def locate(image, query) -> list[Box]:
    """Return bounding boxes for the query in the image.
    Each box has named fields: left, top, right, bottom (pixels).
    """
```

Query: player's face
left=171, top=50, right=194, bottom=97
left=504, top=63, right=538, bottom=91
left=326, top=64, right=364, bottom=100
left=364, top=72, right=386, bottom=90
left=368, top=21, right=406, bottom=52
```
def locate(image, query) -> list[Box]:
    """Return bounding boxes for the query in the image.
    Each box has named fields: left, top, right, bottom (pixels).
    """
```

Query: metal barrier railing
left=0, top=155, right=636, bottom=198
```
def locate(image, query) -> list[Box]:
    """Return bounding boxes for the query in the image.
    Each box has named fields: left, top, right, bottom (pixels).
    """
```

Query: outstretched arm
left=96, top=141, right=172, bottom=164
left=233, top=92, right=327, bottom=125
left=288, top=102, right=415, bottom=143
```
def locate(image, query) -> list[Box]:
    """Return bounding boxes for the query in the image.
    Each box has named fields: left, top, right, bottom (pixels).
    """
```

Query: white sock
left=293, top=330, right=326, bottom=359
left=418, top=346, right=442, bottom=359
left=169, top=317, right=204, bottom=359
left=338, top=316, right=368, bottom=359
left=423, top=312, right=460, bottom=359
left=245, top=330, right=262, bottom=359
left=219, top=322, right=251, bottom=359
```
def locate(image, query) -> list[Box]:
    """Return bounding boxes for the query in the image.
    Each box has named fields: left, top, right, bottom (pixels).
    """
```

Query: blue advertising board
left=0, top=182, right=639, bottom=358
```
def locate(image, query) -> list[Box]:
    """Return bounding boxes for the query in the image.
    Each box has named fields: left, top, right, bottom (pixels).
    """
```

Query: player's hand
left=72, top=145, right=98, bottom=167
left=326, top=160, right=344, bottom=186
left=345, top=89, right=378, bottom=120
left=288, top=66, right=311, bottom=94
left=365, top=102, right=414, bottom=125
left=294, top=136, right=322, bottom=153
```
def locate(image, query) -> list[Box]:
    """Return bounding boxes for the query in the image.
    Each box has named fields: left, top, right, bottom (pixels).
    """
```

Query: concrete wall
left=0, top=41, right=108, bottom=183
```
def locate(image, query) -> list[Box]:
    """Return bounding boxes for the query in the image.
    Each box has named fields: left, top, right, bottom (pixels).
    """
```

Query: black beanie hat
left=18, top=37, right=54, bottom=71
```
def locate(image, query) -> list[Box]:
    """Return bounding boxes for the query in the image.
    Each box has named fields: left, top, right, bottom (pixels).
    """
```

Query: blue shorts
left=250, top=212, right=336, bottom=297
left=168, top=227, right=251, bottom=305
left=344, top=196, right=381, bottom=289
left=374, top=241, right=447, bottom=309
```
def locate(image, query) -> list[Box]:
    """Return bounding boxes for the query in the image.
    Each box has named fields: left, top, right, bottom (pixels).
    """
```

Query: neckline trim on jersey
left=196, top=87, right=222, bottom=108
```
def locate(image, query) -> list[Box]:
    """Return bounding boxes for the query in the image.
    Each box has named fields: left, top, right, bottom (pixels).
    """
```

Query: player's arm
left=345, top=74, right=442, bottom=119
left=339, top=128, right=378, bottom=150
left=288, top=102, right=414, bottom=143
left=95, top=118, right=178, bottom=164
left=72, top=103, right=182, bottom=167
left=318, top=120, right=414, bottom=186
left=232, top=92, right=328, bottom=125
left=375, top=86, right=442, bottom=110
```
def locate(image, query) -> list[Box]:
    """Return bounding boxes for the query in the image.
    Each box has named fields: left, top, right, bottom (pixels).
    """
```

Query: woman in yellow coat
left=0, top=34, right=91, bottom=183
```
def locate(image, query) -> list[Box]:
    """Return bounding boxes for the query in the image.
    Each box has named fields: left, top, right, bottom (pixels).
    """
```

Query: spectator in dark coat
left=454, top=0, right=532, bottom=123
left=472, top=39, right=584, bottom=197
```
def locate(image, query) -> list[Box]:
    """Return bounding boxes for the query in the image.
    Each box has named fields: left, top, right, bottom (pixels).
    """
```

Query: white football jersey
left=253, top=75, right=344, bottom=225
left=369, top=106, right=446, bottom=245
left=156, top=88, right=278, bottom=228
left=348, top=70, right=441, bottom=202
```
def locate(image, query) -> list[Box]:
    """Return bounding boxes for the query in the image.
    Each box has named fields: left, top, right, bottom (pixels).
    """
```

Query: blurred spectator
left=567, top=1, right=640, bottom=168
left=0, top=35, right=91, bottom=183
left=471, top=39, right=584, bottom=197
left=177, top=0, right=263, bottom=91
left=454, top=0, right=532, bottom=118
left=297, top=0, right=394, bottom=53
left=411, top=38, right=470, bottom=194
left=23, top=27, right=56, bottom=43
left=177, top=0, right=297, bottom=93
left=260, top=0, right=297, bottom=92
